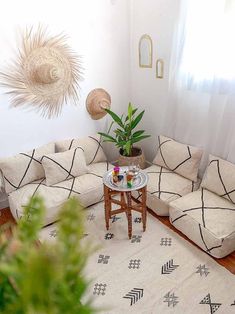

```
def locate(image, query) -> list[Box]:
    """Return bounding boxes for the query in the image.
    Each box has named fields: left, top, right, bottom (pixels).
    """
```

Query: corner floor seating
left=136, top=135, right=235, bottom=258
left=1, top=133, right=234, bottom=258
left=0, top=134, right=112, bottom=226
left=169, top=155, right=235, bottom=258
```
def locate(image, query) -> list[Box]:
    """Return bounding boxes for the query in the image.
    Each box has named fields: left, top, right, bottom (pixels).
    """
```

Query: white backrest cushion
left=41, top=147, right=88, bottom=186
left=55, top=134, right=107, bottom=165
left=0, top=143, right=55, bottom=194
left=153, top=135, right=203, bottom=182
left=201, top=155, right=235, bottom=204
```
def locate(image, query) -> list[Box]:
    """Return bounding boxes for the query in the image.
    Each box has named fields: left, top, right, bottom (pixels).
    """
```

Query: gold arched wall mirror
left=156, top=58, right=164, bottom=79
left=139, top=34, right=153, bottom=68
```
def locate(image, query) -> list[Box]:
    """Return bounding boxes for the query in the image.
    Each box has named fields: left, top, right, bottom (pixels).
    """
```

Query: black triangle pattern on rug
left=123, top=288, right=144, bottom=306
left=199, top=293, right=222, bottom=314
left=161, top=259, right=179, bottom=274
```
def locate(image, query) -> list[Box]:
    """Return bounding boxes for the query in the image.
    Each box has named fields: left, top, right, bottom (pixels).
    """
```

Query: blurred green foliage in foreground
left=0, top=196, right=95, bottom=314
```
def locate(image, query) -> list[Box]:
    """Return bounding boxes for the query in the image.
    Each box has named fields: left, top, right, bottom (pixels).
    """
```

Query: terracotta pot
left=118, top=147, right=145, bottom=169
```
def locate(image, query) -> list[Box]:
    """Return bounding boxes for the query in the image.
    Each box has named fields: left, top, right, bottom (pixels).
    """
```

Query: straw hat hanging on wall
left=0, top=26, right=83, bottom=118
left=86, top=88, right=111, bottom=120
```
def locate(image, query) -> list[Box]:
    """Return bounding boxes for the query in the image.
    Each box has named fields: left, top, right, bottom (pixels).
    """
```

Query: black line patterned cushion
left=201, top=155, right=235, bottom=204
left=153, top=135, right=203, bottom=182
left=0, top=143, right=55, bottom=194
left=41, top=147, right=88, bottom=186
left=169, top=188, right=235, bottom=258
left=55, top=134, right=107, bottom=165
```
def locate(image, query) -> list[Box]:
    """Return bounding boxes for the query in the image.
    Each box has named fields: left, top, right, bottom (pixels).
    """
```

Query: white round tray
left=103, top=167, right=148, bottom=192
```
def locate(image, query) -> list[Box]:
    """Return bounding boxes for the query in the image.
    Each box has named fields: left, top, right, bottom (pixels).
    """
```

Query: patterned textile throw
left=153, top=135, right=203, bottom=182
left=201, top=154, right=235, bottom=204
left=40, top=202, right=235, bottom=314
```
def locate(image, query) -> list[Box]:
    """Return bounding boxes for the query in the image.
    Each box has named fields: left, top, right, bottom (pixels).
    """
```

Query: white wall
left=130, top=0, right=180, bottom=162
left=0, top=0, right=182, bottom=163
left=0, top=0, right=130, bottom=160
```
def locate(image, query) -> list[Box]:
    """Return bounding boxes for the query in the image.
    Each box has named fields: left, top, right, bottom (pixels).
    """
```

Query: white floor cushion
left=87, top=161, right=112, bottom=177
left=9, top=162, right=113, bottom=226
left=169, top=189, right=235, bottom=258
left=135, top=165, right=198, bottom=216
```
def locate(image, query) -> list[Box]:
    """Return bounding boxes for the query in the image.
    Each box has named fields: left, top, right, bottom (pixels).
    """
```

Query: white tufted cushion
left=201, top=155, right=235, bottom=204
left=55, top=134, right=107, bottom=165
left=153, top=135, right=203, bottom=182
left=41, top=147, right=88, bottom=186
left=0, top=143, right=55, bottom=194
left=169, top=189, right=235, bottom=258
left=133, top=164, right=199, bottom=216
left=8, top=161, right=113, bottom=226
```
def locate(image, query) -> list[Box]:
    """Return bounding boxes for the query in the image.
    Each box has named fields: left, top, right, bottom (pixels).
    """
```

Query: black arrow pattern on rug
left=231, top=300, right=235, bottom=306
left=123, top=288, right=144, bottom=306
left=161, top=259, right=179, bottom=274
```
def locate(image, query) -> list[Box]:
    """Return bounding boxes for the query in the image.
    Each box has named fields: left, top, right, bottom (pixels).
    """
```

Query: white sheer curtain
left=162, top=0, right=235, bottom=174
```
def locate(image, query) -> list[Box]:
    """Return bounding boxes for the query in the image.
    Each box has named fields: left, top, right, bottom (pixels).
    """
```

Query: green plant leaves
left=105, top=108, right=124, bottom=128
left=131, top=135, right=151, bottom=144
left=131, top=110, right=145, bottom=130
left=125, top=140, right=131, bottom=156
left=132, top=130, right=145, bottom=138
left=98, top=132, right=116, bottom=142
left=18, top=196, right=45, bottom=244
left=0, top=196, right=95, bottom=314
left=128, top=102, right=133, bottom=121
left=99, top=104, right=150, bottom=156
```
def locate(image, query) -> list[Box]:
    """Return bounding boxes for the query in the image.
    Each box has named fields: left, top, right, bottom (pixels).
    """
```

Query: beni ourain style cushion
left=133, top=164, right=200, bottom=216
left=201, top=155, right=235, bottom=204
left=169, top=188, right=235, bottom=258
left=41, top=147, right=88, bottom=186
left=153, top=135, right=203, bottom=182
left=55, top=134, right=107, bottom=165
left=0, top=143, right=55, bottom=194
left=9, top=161, right=113, bottom=226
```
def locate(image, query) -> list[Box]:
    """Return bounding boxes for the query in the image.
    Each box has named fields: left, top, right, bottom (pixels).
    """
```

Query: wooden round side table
left=103, top=167, right=148, bottom=239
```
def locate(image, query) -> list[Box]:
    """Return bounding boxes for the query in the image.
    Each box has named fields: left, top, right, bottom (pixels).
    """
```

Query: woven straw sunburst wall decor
left=0, top=26, right=83, bottom=118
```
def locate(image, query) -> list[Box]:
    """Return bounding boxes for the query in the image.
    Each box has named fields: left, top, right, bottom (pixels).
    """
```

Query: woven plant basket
left=118, top=147, right=145, bottom=169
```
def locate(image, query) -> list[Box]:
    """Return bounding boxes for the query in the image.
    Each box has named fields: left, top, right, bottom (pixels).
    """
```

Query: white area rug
left=39, top=202, right=235, bottom=314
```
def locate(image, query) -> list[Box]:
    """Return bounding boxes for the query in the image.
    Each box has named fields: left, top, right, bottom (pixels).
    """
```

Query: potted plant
left=98, top=102, right=150, bottom=168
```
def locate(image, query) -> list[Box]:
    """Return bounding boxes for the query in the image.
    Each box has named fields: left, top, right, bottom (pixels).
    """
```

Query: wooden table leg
left=103, top=184, right=111, bottom=230
left=141, top=186, right=147, bottom=232
left=121, top=192, right=125, bottom=211
left=126, top=191, right=132, bottom=239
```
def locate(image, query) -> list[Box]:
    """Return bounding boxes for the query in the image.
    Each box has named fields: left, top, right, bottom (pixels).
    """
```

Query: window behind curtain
left=180, top=0, right=235, bottom=87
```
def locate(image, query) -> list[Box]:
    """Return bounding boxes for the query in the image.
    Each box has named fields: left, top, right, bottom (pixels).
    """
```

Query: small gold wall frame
left=139, top=34, right=153, bottom=68
left=156, top=59, right=164, bottom=79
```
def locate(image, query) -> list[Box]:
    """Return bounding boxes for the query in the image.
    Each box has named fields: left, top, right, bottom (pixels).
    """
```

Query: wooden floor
left=1, top=206, right=234, bottom=275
